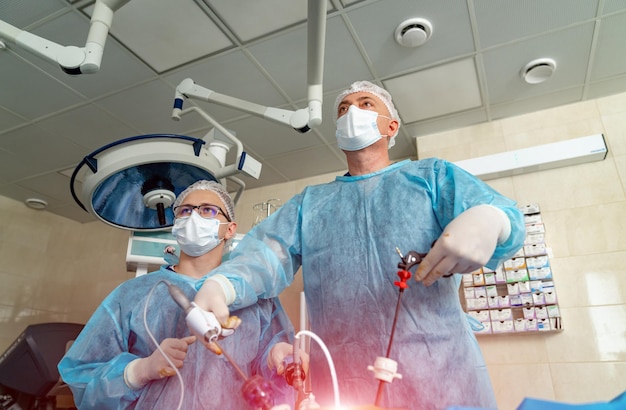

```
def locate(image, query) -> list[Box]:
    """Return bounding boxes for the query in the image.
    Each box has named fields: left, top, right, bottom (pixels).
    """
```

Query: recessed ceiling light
left=521, top=58, right=557, bottom=84
left=25, top=198, right=48, bottom=210
left=394, top=18, right=433, bottom=48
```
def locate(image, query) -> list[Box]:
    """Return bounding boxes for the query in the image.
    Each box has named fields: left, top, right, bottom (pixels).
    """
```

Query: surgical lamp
left=62, top=0, right=326, bottom=231
left=0, top=0, right=130, bottom=75
left=70, top=120, right=256, bottom=232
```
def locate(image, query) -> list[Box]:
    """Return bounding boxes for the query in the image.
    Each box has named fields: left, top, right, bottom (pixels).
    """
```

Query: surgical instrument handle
left=166, top=283, right=231, bottom=343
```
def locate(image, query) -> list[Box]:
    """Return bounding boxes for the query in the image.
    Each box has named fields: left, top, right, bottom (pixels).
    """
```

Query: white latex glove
left=267, top=342, right=310, bottom=375
left=194, top=276, right=241, bottom=355
left=193, top=276, right=234, bottom=326
left=124, top=336, right=196, bottom=389
left=198, top=313, right=242, bottom=355
left=415, top=205, right=511, bottom=286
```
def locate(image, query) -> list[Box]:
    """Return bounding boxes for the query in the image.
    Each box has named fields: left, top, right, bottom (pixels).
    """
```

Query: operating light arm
left=172, top=78, right=314, bottom=133
left=0, top=0, right=130, bottom=75
left=174, top=104, right=244, bottom=180
left=172, top=0, right=327, bottom=134
left=306, top=0, right=327, bottom=129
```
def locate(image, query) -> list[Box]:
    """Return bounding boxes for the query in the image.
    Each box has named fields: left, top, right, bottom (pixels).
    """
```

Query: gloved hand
left=198, top=314, right=242, bottom=355
left=124, top=336, right=196, bottom=389
left=194, top=276, right=241, bottom=355
left=415, top=205, right=511, bottom=286
left=267, top=342, right=310, bottom=376
left=193, top=276, right=233, bottom=326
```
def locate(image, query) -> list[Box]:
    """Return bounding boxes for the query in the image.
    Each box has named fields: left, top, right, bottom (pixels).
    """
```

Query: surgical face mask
left=335, top=105, right=390, bottom=151
left=171, top=212, right=228, bottom=257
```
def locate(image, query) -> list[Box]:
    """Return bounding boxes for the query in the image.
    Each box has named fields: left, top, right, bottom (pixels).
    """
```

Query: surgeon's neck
left=344, top=139, right=391, bottom=176
left=175, top=248, right=224, bottom=279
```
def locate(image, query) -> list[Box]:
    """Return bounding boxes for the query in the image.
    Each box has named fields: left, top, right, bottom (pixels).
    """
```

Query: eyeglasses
left=173, top=203, right=231, bottom=221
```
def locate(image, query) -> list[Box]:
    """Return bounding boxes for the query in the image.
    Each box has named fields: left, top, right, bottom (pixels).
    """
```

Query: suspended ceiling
left=1, top=0, right=626, bottom=224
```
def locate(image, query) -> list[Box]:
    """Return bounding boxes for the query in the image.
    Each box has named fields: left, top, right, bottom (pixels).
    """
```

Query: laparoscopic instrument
left=159, top=247, right=426, bottom=410
left=166, top=282, right=234, bottom=344
left=166, top=282, right=295, bottom=410
left=368, top=248, right=427, bottom=408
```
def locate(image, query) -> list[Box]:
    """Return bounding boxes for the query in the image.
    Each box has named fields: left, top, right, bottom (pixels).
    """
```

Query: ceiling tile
left=266, top=145, right=346, bottom=181
left=89, top=0, right=233, bottom=72
left=94, top=79, right=208, bottom=135
left=0, top=179, right=66, bottom=208
left=26, top=11, right=157, bottom=97
left=603, top=0, right=626, bottom=14
left=384, top=58, right=482, bottom=123
left=0, top=108, right=25, bottom=134
left=404, top=109, right=489, bottom=140
left=0, top=52, right=84, bottom=119
left=590, top=12, right=626, bottom=80
left=346, top=0, right=475, bottom=78
left=587, top=76, right=626, bottom=100
left=206, top=0, right=309, bottom=42
left=34, top=104, right=138, bottom=152
left=0, top=0, right=67, bottom=28
left=0, top=148, right=22, bottom=184
left=482, top=24, right=594, bottom=105
left=226, top=116, right=325, bottom=158
left=247, top=15, right=371, bottom=101
left=16, top=172, right=75, bottom=203
left=0, top=125, right=87, bottom=178
left=473, top=0, right=598, bottom=48
left=489, top=87, right=584, bottom=121
left=232, top=162, right=290, bottom=190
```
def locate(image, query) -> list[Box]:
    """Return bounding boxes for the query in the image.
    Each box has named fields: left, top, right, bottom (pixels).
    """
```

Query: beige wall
left=1, top=91, right=625, bottom=408
left=0, top=200, right=133, bottom=351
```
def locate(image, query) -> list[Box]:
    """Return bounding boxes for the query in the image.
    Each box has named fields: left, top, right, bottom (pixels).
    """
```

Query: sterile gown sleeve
left=57, top=281, right=154, bottom=409
left=59, top=267, right=297, bottom=410
left=248, top=297, right=297, bottom=405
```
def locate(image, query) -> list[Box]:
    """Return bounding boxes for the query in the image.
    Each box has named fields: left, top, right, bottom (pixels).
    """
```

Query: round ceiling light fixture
left=25, top=198, right=48, bottom=210
left=70, top=134, right=227, bottom=231
left=394, top=18, right=433, bottom=48
left=521, top=58, right=557, bottom=84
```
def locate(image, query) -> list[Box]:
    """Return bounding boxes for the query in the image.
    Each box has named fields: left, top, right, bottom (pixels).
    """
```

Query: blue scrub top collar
left=337, top=159, right=410, bottom=182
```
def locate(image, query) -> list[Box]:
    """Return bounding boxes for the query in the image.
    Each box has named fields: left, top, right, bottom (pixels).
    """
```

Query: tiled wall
left=0, top=197, right=132, bottom=351
left=1, top=91, right=625, bottom=408
left=421, top=94, right=626, bottom=408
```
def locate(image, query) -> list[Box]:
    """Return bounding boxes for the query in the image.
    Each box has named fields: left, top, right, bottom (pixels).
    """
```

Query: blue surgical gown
left=58, top=266, right=295, bottom=409
left=206, top=159, right=526, bottom=410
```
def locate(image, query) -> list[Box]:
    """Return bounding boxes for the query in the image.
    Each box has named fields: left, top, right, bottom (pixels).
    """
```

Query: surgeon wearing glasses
left=58, top=180, right=306, bottom=410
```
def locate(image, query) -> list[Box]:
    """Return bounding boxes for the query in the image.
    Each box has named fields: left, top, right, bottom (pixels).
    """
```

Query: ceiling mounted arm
left=0, top=0, right=130, bottom=75
left=172, top=78, right=313, bottom=133
left=306, top=0, right=327, bottom=129
left=172, top=0, right=327, bottom=134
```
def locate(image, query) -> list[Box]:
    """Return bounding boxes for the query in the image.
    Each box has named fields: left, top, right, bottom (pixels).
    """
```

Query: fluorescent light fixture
left=454, top=134, right=608, bottom=180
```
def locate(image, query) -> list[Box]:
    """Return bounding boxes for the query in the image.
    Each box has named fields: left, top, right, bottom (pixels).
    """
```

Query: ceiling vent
left=25, top=198, right=48, bottom=210
left=521, top=58, right=557, bottom=84
left=395, top=18, right=433, bottom=48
